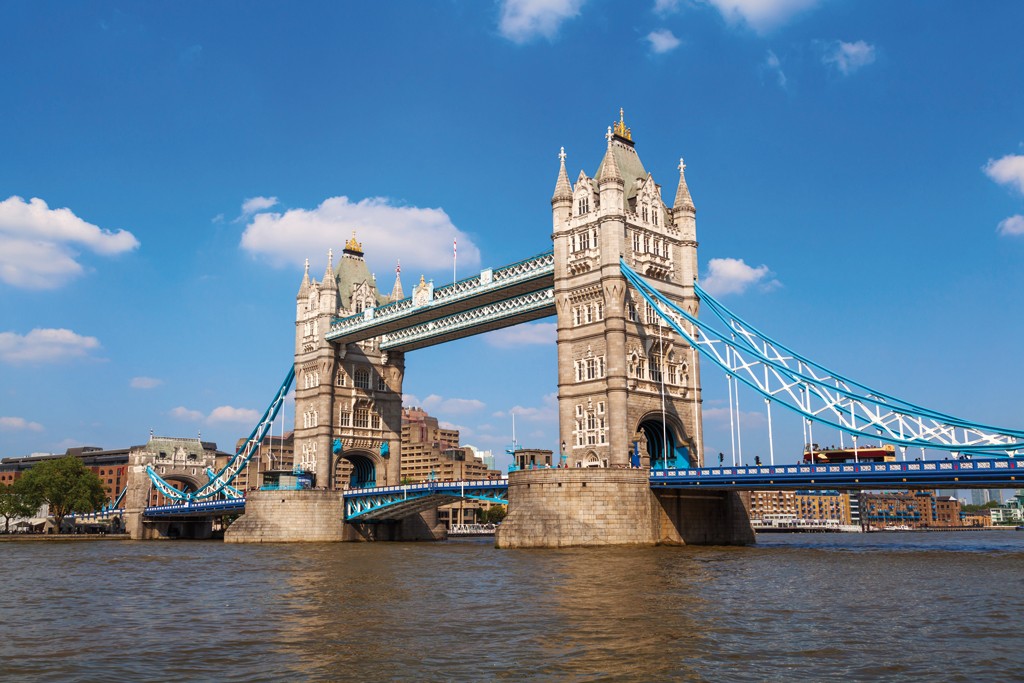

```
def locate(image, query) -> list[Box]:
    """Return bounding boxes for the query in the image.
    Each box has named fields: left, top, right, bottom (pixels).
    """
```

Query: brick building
left=748, top=490, right=853, bottom=525
left=859, top=490, right=963, bottom=529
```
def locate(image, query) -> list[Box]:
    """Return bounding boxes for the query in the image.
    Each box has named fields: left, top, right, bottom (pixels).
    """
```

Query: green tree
left=0, top=480, right=38, bottom=533
left=480, top=505, right=507, bottom=524
left=962, top=500, right=1002, bottom=513
left=19, top=456, right=106, bottom=533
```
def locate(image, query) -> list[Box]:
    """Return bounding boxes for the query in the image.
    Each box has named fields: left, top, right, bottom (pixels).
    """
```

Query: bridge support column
left=225, top=490, right=345, bottom=543
left=496, top=469, right=656, bottom=548
left=496, top=469, right=755, bottom=548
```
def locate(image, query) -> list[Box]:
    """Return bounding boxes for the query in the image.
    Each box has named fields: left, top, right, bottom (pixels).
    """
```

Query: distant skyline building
left=464, top=445, right=495, bottom=471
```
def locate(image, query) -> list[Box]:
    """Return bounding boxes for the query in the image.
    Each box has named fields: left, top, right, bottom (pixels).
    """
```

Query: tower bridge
left=128, top=111, right=1024, bottom=546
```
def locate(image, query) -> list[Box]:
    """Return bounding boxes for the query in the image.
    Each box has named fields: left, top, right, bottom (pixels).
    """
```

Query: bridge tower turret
left=295, top=233, right=405, bottom=492
left=552, top=111, right=703, bottom=470
left=294, top=249, right=340, bottom=487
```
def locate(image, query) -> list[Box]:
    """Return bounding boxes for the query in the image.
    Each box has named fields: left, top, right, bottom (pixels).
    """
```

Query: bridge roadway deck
left=325, top=251, right=554, bottom=351
left=650, top=457, right=1024, bottom=490
left=139, top=458, right=1022, bottom=521
left=342, top=479, right=510, bottom=521
left=145, top=498, right=246, bottom=517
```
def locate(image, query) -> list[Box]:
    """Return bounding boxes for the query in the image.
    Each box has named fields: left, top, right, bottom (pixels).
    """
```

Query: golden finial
left=613, top=108, right=632, bottom=142
left=343, top=230, right=363, bottom=255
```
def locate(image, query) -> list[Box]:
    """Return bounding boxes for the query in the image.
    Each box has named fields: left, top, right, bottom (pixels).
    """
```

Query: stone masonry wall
left=496, top=469, right=656, bottom=548
left=225, top=489, right=344, bottom=543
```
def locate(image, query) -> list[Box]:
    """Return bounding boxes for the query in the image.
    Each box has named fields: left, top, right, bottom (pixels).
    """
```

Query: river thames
left=2, top=531, right=1022, bottom=682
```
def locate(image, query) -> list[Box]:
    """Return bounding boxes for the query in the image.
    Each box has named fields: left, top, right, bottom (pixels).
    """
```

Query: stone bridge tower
left=294, top=234, right=404, bottom=491
left=552, top=112, right=703, bottom=470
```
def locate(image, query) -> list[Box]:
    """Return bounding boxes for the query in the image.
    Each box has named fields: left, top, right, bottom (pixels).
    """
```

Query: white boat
left=752, top=514, right=860, bottom=533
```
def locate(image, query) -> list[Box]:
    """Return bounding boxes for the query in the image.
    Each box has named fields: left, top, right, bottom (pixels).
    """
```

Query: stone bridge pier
left=495, top=469, right=754, bottom=548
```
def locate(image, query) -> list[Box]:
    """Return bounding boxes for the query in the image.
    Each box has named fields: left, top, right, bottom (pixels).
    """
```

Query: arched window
left=354, top=369, right=370, bottom=390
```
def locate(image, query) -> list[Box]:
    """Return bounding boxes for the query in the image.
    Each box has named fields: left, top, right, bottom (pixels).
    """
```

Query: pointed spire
left=598, top=127, right=623, bottom=186
left=321, top=248, right=338, bottom=290
left=390, top=259, right=404, bottom=300
left=297, top=257, right=311, bottom=297
left=673, top=157, right=695, bottom=213
left=552, top=146, right=573, bottom=203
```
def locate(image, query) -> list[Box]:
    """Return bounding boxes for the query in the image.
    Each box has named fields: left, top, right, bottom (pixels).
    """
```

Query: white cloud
left=0, top=416, right=43, bottom=432
left=419, top=394, right=486, bottom=415
left=703, top=0, right=820, bottom=33
left=0, top=328, right=101, bottom=364
left=238, top=196, right=278, bottom=222
left=484, top=321, right=556, bottom=348
left=208, top=406, right=261, bottom=424
left=654, top=0, right=681, bottom=15
left=170, top=406, right=204, bottom=421
left=240, top=195, right=480, bottom=276
left=499, top=0, right=586, bottom=43
left=0, top=196, right=139, bottom=289
left=764, top=50, right=787, bottom=87
left=130, top=376, right=163, bottom=389
left=170, top=405, right=260, bottom=424
left=493, top=393, right=558, bottom=422
left=823, top=40, right=877, bottom=75
left=701, top=258, right=779, bottom=296
left=984, top=154, right=1024, bottom=194
left=997, top=215, right=1024, bottom=237
left=647, top=29, right=681, bottom=54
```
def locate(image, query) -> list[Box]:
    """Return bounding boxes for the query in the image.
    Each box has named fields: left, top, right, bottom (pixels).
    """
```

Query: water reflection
left=1, top=533, right=1023, bottom=682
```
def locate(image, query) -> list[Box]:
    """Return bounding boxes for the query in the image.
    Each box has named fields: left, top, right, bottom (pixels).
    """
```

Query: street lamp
left=560, top=440, right=567, bottom=468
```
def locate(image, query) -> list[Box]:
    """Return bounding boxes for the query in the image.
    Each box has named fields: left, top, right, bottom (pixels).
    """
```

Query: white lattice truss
left=621, top=259, right=1024, bottom=456
left=329, top=251, right=554, bottom=338
left=379, top=289, right=554, bottom=350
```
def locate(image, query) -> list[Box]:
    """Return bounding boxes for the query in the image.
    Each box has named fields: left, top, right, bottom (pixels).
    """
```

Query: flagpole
left=453, top=237, right=457, bottom=284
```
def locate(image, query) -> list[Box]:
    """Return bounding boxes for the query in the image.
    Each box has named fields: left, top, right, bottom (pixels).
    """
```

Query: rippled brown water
left=2, top=532, right=1023, bottom=682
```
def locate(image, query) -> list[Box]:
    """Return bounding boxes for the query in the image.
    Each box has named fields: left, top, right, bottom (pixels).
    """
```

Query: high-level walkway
left=326, top=251, right=554, bottom=351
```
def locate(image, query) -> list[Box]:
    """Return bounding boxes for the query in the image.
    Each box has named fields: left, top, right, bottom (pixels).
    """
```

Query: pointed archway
left=637, top=414, right=691, bottom=470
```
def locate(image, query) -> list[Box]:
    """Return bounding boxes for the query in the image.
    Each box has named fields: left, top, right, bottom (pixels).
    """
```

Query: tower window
left=354, top=369, right=370, bottom=389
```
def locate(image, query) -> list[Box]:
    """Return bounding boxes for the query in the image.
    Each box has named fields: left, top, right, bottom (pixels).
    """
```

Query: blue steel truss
left=343, top=479, right=509, bottom=521
left=620, top=259, right=1024, bottom=456
left=650, top=456, right=1024, bottom=490
left=146, top=367, right=295, bottom=502
left=145, top=498, right=246, bottom=517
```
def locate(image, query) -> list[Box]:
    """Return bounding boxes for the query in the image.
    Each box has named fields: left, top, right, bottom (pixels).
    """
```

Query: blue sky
left=3, top=1, right=1024, bottom=472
